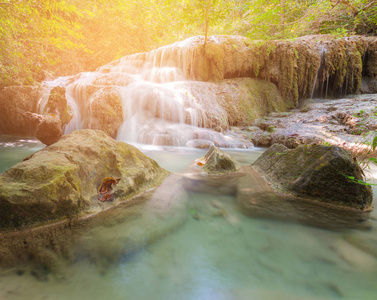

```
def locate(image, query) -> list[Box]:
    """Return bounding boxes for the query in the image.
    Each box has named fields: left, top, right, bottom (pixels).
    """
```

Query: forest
left=0, top=0, right=376, bottom=88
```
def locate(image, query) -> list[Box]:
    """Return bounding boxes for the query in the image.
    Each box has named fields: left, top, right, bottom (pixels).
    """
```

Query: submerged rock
left=0, top=172, right=187, bottom=272
left=253, top=144, right=373, bottom=210
left=198, top=146, right=241, bottom=174
left=0, top=129, right=169, bottom=229
left=185, top=139, right=215, bottom=149
left=237, top=165, right=371, bottom=230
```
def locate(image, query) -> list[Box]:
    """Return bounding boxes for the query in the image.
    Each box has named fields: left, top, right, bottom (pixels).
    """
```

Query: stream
left=0, top=137, right=376, bottom=300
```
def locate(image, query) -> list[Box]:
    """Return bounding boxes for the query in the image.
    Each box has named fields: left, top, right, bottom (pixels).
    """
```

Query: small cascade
left=42, top=36, right=252, bottom=148
left=311, top=46, right=328, bottom=99
left=37, top=76, right=72, bottom=115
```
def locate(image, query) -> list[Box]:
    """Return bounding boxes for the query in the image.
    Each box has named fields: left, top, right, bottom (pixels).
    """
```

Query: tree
left=0, top=0, right=84, bottom=86
left=1, top=0, right=376, bottom=87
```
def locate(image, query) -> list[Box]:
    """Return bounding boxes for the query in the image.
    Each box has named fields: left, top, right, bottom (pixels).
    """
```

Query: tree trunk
left=204, top=0, right=212, bottom=45
left=280, top=0, right=285, bottom=35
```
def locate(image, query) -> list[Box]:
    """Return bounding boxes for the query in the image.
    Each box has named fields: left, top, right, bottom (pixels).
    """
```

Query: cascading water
left=311, top=45, right=329, bottom=99
left=41, top=36, right=253, bottom=148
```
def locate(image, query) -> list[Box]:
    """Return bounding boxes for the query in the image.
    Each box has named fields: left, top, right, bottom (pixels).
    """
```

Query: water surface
left=0, top=138, right=376, bottom=300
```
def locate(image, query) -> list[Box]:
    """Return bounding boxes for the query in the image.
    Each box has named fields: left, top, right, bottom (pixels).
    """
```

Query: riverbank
left=236, top=93, right=377, bottom=157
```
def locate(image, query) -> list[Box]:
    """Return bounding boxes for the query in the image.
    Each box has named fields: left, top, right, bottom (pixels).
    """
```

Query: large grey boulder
left=253, top=143, right=373, bottom=210
left=0, top=129, right=169, bottom=229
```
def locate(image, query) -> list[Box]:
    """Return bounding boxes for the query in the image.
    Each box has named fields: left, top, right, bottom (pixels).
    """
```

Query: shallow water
left=0, top=136, right=44, bottom=173
left=0, top=137, right=376, bottom=300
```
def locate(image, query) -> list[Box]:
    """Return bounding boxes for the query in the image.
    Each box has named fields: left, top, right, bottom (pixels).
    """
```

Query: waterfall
left=42, top=36, right=252, bottom=148
left=311, top=45, right=328, bottom=99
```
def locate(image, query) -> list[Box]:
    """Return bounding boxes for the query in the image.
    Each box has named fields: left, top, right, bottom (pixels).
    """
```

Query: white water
left=37, top=36, right=252, bottom=149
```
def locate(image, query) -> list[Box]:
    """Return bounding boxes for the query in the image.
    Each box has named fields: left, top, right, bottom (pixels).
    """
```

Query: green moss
left=254, top=144, right=373, bottom=210
left=44, top=86, right=72, bottom=125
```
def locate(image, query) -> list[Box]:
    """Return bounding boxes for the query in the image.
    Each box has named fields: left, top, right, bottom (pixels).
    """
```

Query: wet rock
left=42, top=86, right=72, bottom=126
left=31, top=268, right=49, bottom=282
left=0, top=173, right=186, bottom=271
left=245, top=95, right=377, bottom=156
left=72, top=173, right=188, bottom=269
left=317, top=116, right=328, bottom=123
left=362, top=37, right=377, bottom=79
left=183, top=172, right=240, bottom=195
left=198, top=146, right=241, bottom=174
left=332, top=112, right=359, bottom=133
left=217, top=78, right=289, bottom=126
left=0, top=129, right=169, bottom=229
left=22, top=112, right=45, bottom=133
left=0, top=86, right=41, bottom=135
left=360, top=77, right=377, bottom=94
left=35, top=115, right=62, bottom=146
left=84, top=87, right=123, bottom=138
left=121, top=35, right=377, bottom=107
left=237, top=165, right=371, bottom=230
left=185, top=139, right=215, bottom=149
left=253, top=143, right=373, bottom=210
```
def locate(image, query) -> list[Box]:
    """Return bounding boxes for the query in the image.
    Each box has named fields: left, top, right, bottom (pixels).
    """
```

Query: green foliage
left=370, top=157, right=377, bottom=166
left=0, top=0, right=84, bottom=87
left=344, top=174, right=377, bottom=186
left=0, top=0, right=175, bottom=87
left=372, top=135, right=377, bottom=150
left=1, top=0, right=376, bottom=86
left=352, top=107, right=377, bottom=173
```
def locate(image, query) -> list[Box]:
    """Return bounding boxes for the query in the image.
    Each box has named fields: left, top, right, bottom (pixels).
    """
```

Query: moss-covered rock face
left=43, top=86, right=73, bottom=126
left=126, top=35, right=376, bottom=109
left=169, top=78, right=286, bottom=133
left=253, top=143, right=373, bottom=210
left=2, top=35, right=377, bottom=139
left=199, top=146, right=241, bottom=174
left=248, top=39, right=320, bottom=107
left=0, top=129, right=169, bottom=229
left=361, top=37, right=377, bottom=79
left=217, top=78, right=289, bottom=126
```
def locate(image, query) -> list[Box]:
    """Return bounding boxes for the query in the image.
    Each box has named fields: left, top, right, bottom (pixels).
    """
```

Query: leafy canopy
left=1, top=0, right=376, bottom=87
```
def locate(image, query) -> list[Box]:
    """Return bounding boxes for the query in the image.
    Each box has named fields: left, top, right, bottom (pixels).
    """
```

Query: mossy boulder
left=0, top=129, right=169, bottom=229
left=253, top=143, right=373, bottom=210
left=199, top=146, right=241, bottom=174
